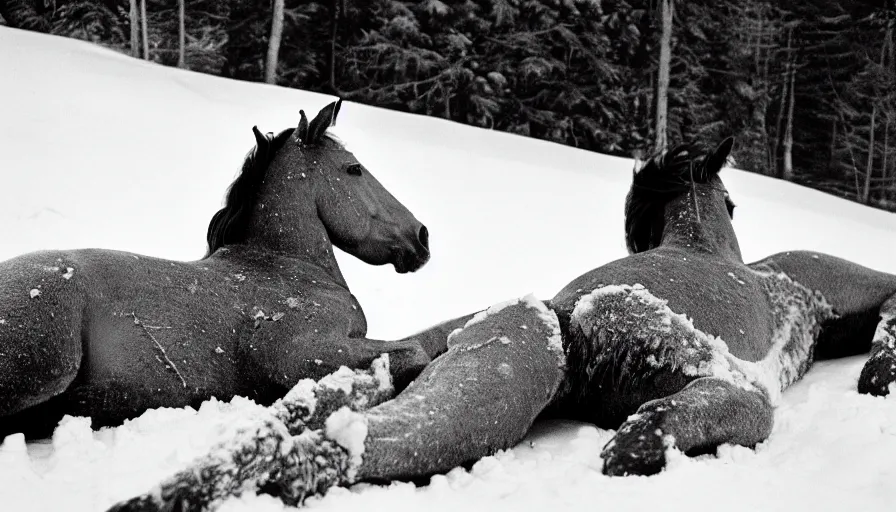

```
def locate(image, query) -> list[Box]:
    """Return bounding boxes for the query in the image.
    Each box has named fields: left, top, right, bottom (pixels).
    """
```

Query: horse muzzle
left=392, top=225, right=430, bottom=274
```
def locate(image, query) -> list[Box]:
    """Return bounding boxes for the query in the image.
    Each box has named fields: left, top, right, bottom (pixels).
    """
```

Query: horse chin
left=391, top=247, right=430, bottom=274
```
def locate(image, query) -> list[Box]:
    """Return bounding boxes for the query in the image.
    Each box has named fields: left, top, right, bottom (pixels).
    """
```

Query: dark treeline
left=3, top=0, right=895, bottom=211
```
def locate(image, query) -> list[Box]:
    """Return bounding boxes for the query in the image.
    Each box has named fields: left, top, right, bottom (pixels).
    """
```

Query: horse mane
left=624, top=142, right=735, bottom=254
left=205, top=128, right=296, bottom=256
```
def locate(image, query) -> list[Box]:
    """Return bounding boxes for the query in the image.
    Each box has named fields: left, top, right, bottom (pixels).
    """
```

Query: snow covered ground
left=1, top=26, right=895, bottom=512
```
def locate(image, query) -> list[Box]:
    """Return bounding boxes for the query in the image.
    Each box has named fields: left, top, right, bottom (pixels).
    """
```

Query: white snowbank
left=1, top=26, right=895, bottom=512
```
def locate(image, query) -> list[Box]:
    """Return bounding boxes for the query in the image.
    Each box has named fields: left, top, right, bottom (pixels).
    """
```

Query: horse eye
left=346, top=164, right=363, bottom=176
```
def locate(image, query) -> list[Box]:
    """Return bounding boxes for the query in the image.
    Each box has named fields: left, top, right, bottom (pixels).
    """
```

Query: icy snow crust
left=2, top=27, right=896, bottom=512
left=571, top=272, right=833, bottom=405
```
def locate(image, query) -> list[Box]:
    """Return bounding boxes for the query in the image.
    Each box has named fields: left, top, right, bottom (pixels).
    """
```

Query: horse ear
left=293, top=110, right=309, bottom=145
left=252, top=126, right=267, bottom=149
left=332, top=98, right=343, bottom=125
left=252, top=126, right=271, bottom=161
left=707, top=137, right=735, bottom=173
left=307, top=100, right=340, bottom=144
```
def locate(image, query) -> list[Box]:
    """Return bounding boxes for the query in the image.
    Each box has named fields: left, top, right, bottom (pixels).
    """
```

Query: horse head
left=207, top=100, right=429, bottom=274
left=292, top=101, right=430, bottom=273
left=624, top=137, right=738, bottom=258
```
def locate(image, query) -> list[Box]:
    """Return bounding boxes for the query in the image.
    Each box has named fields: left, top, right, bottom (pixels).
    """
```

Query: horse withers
left=0, top=100, right=433, bottom=438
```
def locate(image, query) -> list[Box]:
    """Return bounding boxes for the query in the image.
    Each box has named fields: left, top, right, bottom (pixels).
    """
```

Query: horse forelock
left=624, top=142, right=727, bottom=254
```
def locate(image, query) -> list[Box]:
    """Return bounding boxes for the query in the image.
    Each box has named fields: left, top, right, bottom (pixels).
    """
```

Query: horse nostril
left=418, top=225, right=429, bottom=248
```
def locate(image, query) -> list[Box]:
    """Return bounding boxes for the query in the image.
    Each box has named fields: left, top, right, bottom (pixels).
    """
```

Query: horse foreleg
left=355, top=296, right=565, bottom=482
left=247, top=332, right=430, bottom=396
left=109, top=296, right=565, bottom=511
left=282, top=295, right=565, bottom=499
left=399, top=300, right=554, bottom=360
left=601, top=377, right=774, bottom=477
left=858, top=295, right=896, bottom=396
left=105, top=358, right=394, bottom=512
left=398, top=311, right=478, bottom=359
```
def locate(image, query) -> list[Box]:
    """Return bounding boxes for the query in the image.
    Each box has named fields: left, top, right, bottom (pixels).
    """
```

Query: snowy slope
left=1, top=26, right=895, bottom=512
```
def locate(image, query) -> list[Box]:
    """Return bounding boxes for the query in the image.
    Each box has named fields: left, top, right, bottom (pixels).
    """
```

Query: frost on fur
left=858, top=311, right=896, bottom=395
left=324, top=407, right=369, bottom=480
left=108, top=356, right=394, bottom=511
left=569, top=277, right=832, bottom=405
left=749, top=269, right=834, bottom=400
left=271, top=354, right=393, bottom=434
left=872, top=312, right=896, bottom=355
left=571, top=284, right=758, bottom=394
left=450, top=293, right=565, bottom=367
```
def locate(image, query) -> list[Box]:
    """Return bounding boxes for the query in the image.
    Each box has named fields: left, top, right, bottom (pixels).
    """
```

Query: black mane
left=624, top=142, right=735, bottom=254
left=205, top=128, right=295, bottom=256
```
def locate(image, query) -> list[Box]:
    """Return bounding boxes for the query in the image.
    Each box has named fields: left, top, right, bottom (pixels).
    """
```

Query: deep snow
left=1, top=26, right=895, bottom=512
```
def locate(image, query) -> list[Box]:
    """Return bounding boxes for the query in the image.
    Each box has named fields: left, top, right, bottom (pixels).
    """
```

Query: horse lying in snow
left=101, top=139, right=896, bottom=510
left=0, top=100, right=437, bottom=439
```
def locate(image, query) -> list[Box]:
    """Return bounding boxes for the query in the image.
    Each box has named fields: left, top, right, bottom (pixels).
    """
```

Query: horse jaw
left=339, top=223, right=430, bottom=274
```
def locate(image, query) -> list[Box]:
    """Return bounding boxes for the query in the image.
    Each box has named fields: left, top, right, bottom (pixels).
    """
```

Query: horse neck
left=658, top=188, right=743, bottom=262
left=240, top=166, right=349, bottom=287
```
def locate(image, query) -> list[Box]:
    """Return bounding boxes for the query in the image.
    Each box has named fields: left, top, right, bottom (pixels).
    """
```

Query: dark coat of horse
left=549, top=138, right=896, bottom=475
left=0, top=100, right=433, bottom=438
left=110, top=138, right=896, bottom=511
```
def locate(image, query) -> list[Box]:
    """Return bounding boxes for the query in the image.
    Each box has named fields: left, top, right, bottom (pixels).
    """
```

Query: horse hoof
left=858, top=352, right=896, bottom=396
left=600, top=415, right=668, bottom=477
left=601, top=444, right=666, bottom=477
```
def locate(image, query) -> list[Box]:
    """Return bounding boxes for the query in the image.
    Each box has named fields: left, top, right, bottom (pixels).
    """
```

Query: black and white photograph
left=0, top=1, right=894, bottom=511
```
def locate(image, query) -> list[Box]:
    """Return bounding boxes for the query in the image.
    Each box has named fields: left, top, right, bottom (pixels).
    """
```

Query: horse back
left=549, top=249, right=833, bottom=425
left=18, top=248, right=255, bottom=423
left=751, top=251, right=896, bottom=316
left=552, top=249, right=779, bottom=362
left=1, top=246, right=368, bottom=429
left=71, top=248, right=368, bottom=405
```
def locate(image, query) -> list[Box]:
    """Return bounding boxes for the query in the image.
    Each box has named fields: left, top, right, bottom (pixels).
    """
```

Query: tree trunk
left=772, top=29, right=792, bottom=178
left=882, top=115, right=891, bottom=203
left=829, top=118, right=838, bottom=173
left=129, top=0, right=139, bottom=58
left=655, top=0, right=674, bottom=152
left=140, top=0, right=149, bottom=61
left=177, top=0, right=185, bottom=68
left=265, top=0, right=285, bottom=84
left=782, top=55, right=796, bottom=182
left=862, top=106, right=878, bottom=204
left=327, top=0, right=342, bottom=91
